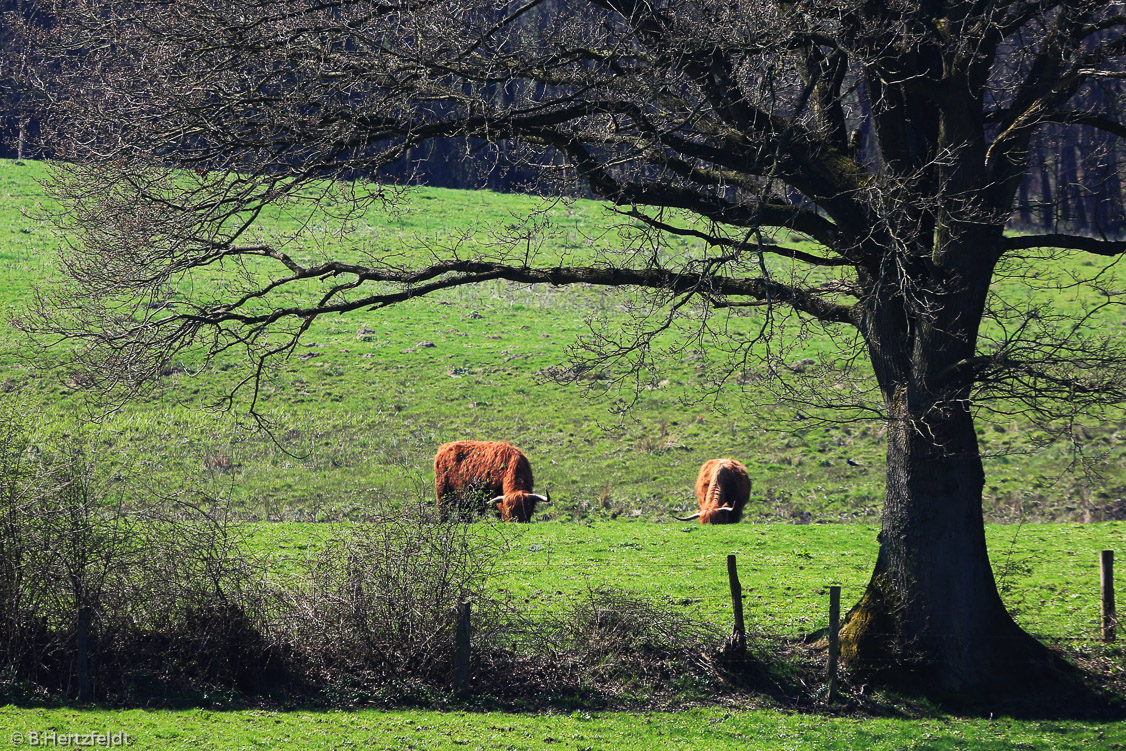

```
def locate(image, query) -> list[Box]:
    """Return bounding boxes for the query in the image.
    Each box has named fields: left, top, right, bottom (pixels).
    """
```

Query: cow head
left=490, top=489, right=549, bottom=522
left=674, top=504, right=736, bottom=522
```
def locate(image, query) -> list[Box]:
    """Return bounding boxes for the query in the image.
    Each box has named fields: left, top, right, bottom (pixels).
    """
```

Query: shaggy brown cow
left=674, top=458, right=751, bottom=524
left=434, top=440, right=549, bottom=522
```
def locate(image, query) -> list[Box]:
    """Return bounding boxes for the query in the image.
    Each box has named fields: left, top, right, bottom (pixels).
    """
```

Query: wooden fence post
left=827, top=586, right=841, bottom=703
left=1102, top=550, right=1116, bottom=643
left=453, top=600, right=471, bottom=696
left=727, top=554, right=745, bottom=652
left=77, top=605, right=92, bottom=701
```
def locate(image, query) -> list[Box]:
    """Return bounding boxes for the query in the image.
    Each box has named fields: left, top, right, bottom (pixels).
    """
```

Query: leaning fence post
left=827, top=585, right=841, bottom=703
left=453, top=600, right=472, bottom=696
left=1102, top=550, right=1116, bottom=643
left=727, top=554, right=746, bottom=652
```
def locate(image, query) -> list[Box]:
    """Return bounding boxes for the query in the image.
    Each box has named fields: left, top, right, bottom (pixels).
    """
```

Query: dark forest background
left=2, top=0, right=1123, bottom=235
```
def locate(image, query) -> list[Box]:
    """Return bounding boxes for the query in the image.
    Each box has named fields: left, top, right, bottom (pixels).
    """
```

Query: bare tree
left=22, top=0, right=1126, bottom=696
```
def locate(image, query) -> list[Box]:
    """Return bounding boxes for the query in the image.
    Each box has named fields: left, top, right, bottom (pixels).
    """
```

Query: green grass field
left=2, top=160, right=1125, bottom=741
left=3, top=159, right=1126, bottom=525
left=2, top=705, right=1122, bottom=750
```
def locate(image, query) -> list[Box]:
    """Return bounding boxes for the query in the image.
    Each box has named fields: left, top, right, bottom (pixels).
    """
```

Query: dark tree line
left=3, top=0, right=1124, bottom=238
left=0, top=0, right=45, bottom=160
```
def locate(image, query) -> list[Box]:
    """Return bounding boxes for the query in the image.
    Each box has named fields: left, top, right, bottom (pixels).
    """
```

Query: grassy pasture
left=1, top=705, right=1122, bottom=750
left=2, top=159, right=1126, bottom=524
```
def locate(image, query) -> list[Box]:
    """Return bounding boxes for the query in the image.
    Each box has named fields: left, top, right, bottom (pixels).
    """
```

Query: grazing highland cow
left=675, top=458, right=751, bottom=524
left=434, top=440, right=549, bottom=522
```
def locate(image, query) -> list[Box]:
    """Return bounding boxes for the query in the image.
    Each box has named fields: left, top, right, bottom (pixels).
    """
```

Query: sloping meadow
left=2, top=159, right=1124, bottom=524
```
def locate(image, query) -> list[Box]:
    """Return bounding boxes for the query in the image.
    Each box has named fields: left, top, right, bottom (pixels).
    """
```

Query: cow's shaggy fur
left=677, top=458, right=751, bottom=524
left=434, top=440, right=546, bottom=522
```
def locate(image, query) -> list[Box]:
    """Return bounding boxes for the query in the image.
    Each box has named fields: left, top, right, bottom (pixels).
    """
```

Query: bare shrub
left=38, top=444, right=148, bottom=699
left=0, top=415, right=152, bottom=698
left=470, top=587, right=727, bottom=704
left=0, top=402, right=271, bottom=699
left=275, top=501, right=511, bottom=690
left=516, top=588, right=804, bottom=705
left=558, top=588, right=718, bottom=670
left=0, top=402, right=54, bottom=690
left=115, top=499, right=276, bottom=695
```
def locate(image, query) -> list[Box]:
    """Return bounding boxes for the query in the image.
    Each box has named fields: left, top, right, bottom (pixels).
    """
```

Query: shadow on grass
left=2, top=599, right=1123, bottom=721
left=2, top=639, right=1123, bottom=723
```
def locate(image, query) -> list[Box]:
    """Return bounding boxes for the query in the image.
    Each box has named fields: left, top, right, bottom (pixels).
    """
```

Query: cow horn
left=673, top=512, right=702, bottom=521
left=530, top=489, right=550, bottom=504
left=714, top=505, right=735, bottom=513
left=489, top=495, right=506, bottom=505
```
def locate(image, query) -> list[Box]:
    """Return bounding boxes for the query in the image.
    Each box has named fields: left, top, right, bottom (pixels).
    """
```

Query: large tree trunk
left=841, top=229, right=1063, bottom=696
left=839, top=397, right=1059, bottom=694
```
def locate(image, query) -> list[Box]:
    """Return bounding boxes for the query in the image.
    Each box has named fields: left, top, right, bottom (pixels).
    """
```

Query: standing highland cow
left=434, top=440, right=548, bottom=522
left=675, top=459, right=751, bottom=524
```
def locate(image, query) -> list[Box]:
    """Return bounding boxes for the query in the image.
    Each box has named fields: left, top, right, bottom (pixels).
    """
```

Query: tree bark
left=841, top=231, right=1063, bottom=696
left=16, top=118, right=26, bottom=162
left=839, top=398, right=1058, bottom=694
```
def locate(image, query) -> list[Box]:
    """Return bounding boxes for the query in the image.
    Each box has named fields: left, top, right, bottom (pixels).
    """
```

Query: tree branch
left=189, top=260, right=859, bottom=327
left=1041, top=110, right=1126, bottom=140
left=1001, top=234, right=1126, bottom=256
left=618, top=208, right=853, bottom=267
